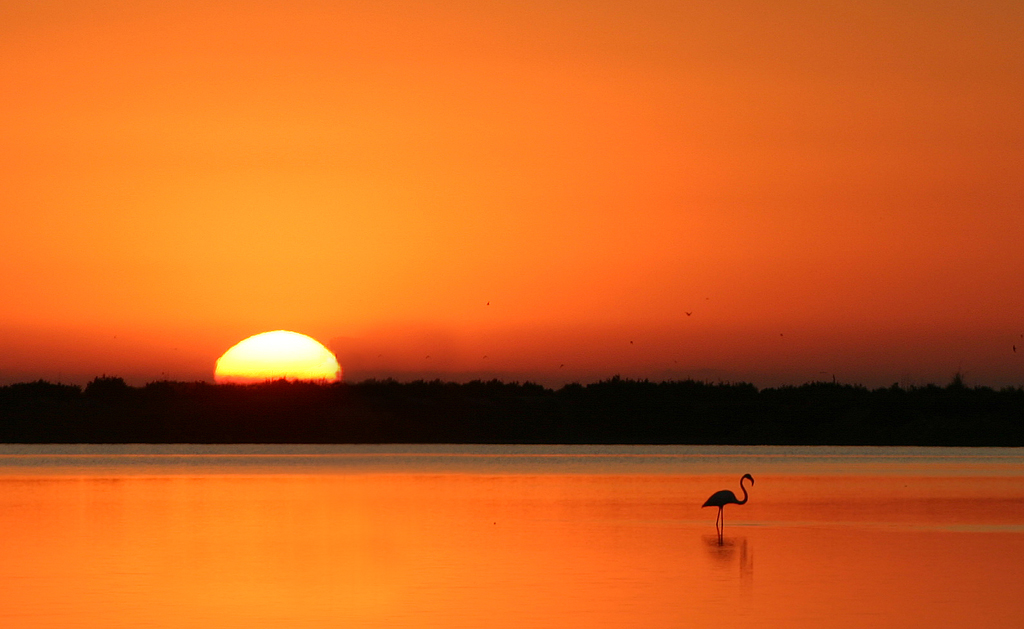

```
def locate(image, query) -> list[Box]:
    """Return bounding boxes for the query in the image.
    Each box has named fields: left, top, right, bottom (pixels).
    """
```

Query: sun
left=214, top=330, right=342, bottom=384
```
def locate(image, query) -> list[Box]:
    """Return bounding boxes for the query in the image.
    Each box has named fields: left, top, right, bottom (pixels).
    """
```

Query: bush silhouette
left=1, top=376, right=1021, bottom=445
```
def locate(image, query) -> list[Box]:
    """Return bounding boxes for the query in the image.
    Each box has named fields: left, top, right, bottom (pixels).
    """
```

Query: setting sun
left=214, top=331, right=341, bottom=384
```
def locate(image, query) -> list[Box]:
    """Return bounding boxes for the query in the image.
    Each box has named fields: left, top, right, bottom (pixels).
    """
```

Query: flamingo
left=702, top=474, right=754, bottom=533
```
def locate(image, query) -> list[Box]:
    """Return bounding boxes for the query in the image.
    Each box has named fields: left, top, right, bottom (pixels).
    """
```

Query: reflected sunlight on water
left=0, top=446, right=1021, bottom=628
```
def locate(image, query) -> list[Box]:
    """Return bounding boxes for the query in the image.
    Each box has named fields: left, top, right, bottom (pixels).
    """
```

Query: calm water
left=1, top=445, right=1022, bottom=628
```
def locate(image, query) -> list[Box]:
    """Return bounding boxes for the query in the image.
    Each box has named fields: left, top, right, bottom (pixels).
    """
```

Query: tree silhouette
left=0, top=375, right=1021, bottom=445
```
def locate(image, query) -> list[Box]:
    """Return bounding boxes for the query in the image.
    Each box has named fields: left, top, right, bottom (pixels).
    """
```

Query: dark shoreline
left=2, top=376, right=1022, bottom=446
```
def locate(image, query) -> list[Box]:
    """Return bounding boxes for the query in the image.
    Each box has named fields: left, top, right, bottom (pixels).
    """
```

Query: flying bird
left=686, top=312, right=692, bottom=316
left=702, top=474, right=754, bottom=533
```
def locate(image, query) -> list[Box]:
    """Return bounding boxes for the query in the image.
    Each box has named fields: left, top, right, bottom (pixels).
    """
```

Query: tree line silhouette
left=1, top=375, right=1021, bottom=445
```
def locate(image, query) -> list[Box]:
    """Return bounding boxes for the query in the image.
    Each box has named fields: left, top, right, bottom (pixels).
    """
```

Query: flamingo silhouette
left=702, top=474, right=754, bottom=538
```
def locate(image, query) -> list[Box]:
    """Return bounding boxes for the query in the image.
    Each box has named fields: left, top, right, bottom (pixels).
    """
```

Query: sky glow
left=1, top=1, right=1021, bottom=387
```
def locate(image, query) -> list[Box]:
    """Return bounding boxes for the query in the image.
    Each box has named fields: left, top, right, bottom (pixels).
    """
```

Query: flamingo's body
left=702, top=474, right=754, bottom=531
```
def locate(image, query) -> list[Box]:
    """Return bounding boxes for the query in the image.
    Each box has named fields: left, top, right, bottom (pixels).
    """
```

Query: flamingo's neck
left=737, top=477, right=750, bottom=505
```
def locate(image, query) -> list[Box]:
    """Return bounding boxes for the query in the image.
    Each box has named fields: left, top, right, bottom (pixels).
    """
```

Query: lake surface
left=1, top=445, right=1022, bottom=628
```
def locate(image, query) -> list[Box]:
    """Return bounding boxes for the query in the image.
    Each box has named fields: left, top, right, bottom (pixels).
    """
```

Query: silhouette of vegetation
left=1, top=375, right=1021, bottom=445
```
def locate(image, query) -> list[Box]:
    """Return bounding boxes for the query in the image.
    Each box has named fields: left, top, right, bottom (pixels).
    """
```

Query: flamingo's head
left=742, top=473, right=754, bottom=485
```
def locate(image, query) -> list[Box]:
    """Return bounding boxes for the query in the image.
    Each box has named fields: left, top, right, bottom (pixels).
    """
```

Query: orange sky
left=2, top=0, right=1022, bottom=387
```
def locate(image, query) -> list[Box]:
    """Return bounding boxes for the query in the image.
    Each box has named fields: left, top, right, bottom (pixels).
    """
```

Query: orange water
left=0, top=447, right=1021, bottom=628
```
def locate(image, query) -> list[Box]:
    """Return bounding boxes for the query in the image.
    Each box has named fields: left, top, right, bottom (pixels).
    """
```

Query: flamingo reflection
left=703, top=535, right=754, bottom=584
left=702, top=473, right=754, bottom=544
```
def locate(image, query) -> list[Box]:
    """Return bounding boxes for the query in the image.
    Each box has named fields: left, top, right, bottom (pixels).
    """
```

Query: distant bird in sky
left=686, top=312, right=692, bottom=316
left=559, top=364, right=565, bottom=368
left=1014, top=345, right=1017, bottom=353
left=630, top=340, right=634, bottom=344
left=702, top=474, right=754, bottom=535
left=425, top=355, right=430, bottom=359
left=486, top=301, right=490, bottom=306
